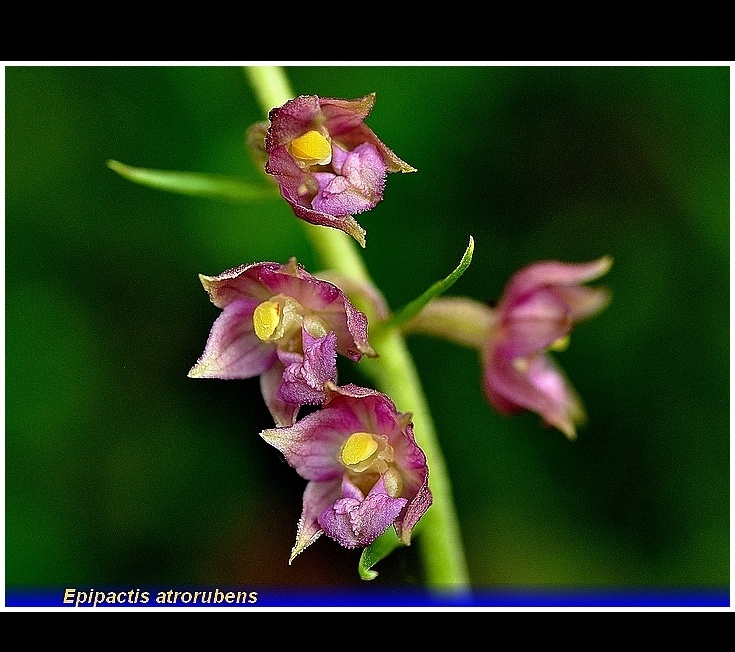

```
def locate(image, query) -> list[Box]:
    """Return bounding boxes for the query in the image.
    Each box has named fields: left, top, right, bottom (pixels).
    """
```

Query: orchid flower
left=261, top=383, right=432, bottom=561
left=188, top=258, right=375, bottom=426
left=404, top=257, right=612, bottom=439
left=249, top=93, right=416, bottom=247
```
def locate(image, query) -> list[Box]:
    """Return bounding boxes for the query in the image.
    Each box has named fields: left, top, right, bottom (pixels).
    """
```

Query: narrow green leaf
left=106, top=160, right=278, bottom=202
left=382, top=236, right=475, bottom=330
left=358, top=528, right=404, bottom=581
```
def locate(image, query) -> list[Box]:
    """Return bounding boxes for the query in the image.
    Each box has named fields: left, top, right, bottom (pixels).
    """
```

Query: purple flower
left=260, top=383, right=432, bottom=561
left=188, top=258, right=375, bottom=426
left=262, top=94, right=416, bottom=247
left=403, top=257, right=612, bottom=439
left=483, top=257, right=612, bottom=439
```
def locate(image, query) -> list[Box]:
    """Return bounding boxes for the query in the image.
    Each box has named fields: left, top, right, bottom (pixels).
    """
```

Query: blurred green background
left=5, top=65, right=729, bottom=598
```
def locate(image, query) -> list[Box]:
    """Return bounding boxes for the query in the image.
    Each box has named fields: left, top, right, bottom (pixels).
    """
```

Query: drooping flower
left=254, top=93, right=416, bottom=247
left=403, top=257, right=612, bottom=439
left=485, top=257, right=612, bottom=439
left=260, top=383, right=432, bottom=562
left=188, top=258, right=375, bottom=427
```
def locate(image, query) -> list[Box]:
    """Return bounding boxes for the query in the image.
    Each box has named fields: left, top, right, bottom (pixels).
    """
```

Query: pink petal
left=188, top=298, right=275, bottom=379
left=259, top=360, right=299, bottom=427
left=483, top=349, right=584, bottom=440
left=499, top=287, right=572, bottom=358
left=260, top=405, right=362, bottom=482
left=502, top=257, right=612, bottom=309
left=289, top=479, right=342, bottom=563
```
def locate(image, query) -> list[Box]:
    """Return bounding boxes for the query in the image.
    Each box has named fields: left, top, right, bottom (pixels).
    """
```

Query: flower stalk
left=245, top=65, right=470, bottom=591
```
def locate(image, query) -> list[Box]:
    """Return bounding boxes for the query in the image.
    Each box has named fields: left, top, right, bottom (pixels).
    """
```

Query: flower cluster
left=189, top=257, right=432, bottom=559
left=189, top=89, right=612, bottom=570
left=194, top=93, right=433, bottom=562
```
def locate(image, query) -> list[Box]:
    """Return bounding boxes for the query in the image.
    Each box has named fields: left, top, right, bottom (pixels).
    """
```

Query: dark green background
left=5, top=65, right=729, bottom=597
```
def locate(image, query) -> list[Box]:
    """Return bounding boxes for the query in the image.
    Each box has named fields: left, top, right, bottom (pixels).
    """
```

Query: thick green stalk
left=244, top=65, right=470, bottom=592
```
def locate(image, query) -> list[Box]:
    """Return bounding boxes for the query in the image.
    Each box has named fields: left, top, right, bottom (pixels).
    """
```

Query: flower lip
left=317, top=476, right=408, bottom=550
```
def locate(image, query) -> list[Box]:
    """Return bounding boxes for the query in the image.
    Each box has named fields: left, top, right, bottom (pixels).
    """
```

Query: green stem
left=244, top=65, right=470, bottom=592
left=244, top=67, right=295, bottom=123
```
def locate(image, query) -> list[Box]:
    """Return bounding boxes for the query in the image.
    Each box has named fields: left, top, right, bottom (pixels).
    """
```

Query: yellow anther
left=548, top=335, right=570, bottom=352
left=341, top=432, right=378, bottom=466
left=253, top=300, right=281, bottom=341
left=289, top=130, right=332, bottom=165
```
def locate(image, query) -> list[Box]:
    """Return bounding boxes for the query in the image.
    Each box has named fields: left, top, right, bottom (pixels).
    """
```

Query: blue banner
left=5, top=587, right=730, bottom=608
